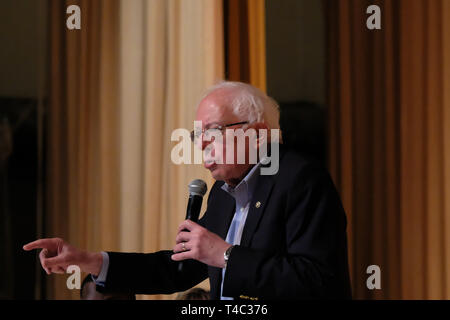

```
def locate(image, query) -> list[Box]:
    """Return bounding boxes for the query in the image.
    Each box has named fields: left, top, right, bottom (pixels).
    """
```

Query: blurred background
left=0, top=0, right=449, bottom=300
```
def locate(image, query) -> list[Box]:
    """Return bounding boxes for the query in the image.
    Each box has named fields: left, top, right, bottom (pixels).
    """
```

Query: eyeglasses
left=190, top=121, right=249, bottom=142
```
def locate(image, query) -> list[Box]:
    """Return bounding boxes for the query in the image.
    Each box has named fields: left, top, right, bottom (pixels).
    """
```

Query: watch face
left=226, top=246, right=233, bottom=257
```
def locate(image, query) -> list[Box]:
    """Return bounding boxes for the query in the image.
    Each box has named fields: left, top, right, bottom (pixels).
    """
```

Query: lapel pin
left=255, top=201, right=261, bottom=208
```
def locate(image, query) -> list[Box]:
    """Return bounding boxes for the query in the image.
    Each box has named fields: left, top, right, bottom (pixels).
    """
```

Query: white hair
left=200, top=81, right=281, bottom=130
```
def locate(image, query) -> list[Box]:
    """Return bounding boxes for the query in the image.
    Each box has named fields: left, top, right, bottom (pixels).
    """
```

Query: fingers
left=51, top=266, right=66, bottom=274
left=173, top=221, right=201, bottom=254
left=173, top=241, right=191, bottom=254
left=44, top=255, right=68, bottom=269
left=173, top=221, right=205, bottom=255
left=40, top=254, right=69, bottom=275
left=45, top=266, right=65, bottom=275
left=37, top=245, right=68, bottom=275
left=25, top=238, right=79, bottom=275
left=177, top=219, right=200, bottom=233
left=39, top=249, right=51, bottom=275
left=175, top=231, right=191, bottom=244
left=23, top=238, right=60, bottom=251
left=171, top=251, right=191, bottom=262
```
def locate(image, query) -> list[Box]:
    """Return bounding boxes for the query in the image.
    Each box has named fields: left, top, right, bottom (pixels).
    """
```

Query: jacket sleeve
left=99, top=250, right=208, bottom=295
left=222, top=165, right=351, bottom=299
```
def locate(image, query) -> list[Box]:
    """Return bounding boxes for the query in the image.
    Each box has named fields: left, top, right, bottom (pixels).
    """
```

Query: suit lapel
left=239, top=170, right=276, bottom=247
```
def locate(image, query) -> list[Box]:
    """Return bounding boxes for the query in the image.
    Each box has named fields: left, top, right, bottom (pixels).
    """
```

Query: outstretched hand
left=23, top=238, right=103, bottom=276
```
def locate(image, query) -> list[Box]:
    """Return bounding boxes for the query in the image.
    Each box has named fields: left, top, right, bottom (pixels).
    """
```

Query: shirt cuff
left=91, top=251, right=109, bottom=287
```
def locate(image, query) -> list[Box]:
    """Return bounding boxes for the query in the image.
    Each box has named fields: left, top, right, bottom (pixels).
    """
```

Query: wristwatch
left=224, top=245, right=234, bottom=268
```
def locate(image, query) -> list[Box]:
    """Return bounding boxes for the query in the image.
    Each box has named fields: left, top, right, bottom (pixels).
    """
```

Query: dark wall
left=0, top=0, right=48, bottom=299
left=265, top=0, right=327, bottom=164
left=265, top=0, right=326, bottom=105
left=0, top=99, right=39, bottom=299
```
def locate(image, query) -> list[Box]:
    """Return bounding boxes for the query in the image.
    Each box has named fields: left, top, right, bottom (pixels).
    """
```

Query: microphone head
left=188, top=179, right=207, bottom=197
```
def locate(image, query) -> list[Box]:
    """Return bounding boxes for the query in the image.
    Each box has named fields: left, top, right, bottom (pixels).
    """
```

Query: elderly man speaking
left=24, top=81, right=351, bottom=300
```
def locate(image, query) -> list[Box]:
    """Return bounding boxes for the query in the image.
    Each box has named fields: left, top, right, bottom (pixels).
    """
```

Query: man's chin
left=208, top=165, right=224, bottom=181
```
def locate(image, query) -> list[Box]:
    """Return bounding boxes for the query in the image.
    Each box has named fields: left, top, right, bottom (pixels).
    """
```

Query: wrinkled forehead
left=195, top=89, right=242, bottom=127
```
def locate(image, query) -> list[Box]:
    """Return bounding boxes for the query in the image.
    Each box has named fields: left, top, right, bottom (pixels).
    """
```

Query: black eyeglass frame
left=190, top=121, right=249, bottom=142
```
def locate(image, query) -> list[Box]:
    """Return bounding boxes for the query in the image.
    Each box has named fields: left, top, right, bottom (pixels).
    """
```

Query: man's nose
left=192, top=133, right=209, bottom=150
left=200, top=137, right=211, bottom=151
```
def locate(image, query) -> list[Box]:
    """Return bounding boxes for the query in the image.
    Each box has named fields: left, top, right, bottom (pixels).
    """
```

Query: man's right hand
left=23, top=238, right=103, bottom=276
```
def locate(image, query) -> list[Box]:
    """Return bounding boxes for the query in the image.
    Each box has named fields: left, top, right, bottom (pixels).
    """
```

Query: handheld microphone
left=178, top=179, right=207, bottom=272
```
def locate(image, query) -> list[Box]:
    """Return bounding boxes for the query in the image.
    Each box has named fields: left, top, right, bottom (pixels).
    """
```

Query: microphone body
left=178, top=179, right=207, bottom=272
left=185, top=194, right=203, bottom=222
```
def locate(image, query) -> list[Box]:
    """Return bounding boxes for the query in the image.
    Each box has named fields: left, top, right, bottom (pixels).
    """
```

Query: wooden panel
left=442, top=0, right=450, bottom=300
left=371, top=0, right=386, bottom=300
left=225, top=0, right=250, bottom=82
left=399, top=0, right=427, bottom=299
left=383, top=0, right=401, bottom=300
left=425, top=0, right=445, bottom=299
left=247, top=0, right=266, bottom=92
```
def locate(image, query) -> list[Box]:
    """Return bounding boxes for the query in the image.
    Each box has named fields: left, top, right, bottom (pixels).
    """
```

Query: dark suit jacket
left=100, top=146, right=352, bottom=299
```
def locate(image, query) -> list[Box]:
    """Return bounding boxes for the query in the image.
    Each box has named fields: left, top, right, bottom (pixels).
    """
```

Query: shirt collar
left=221, top=161, right=262, bottom=207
